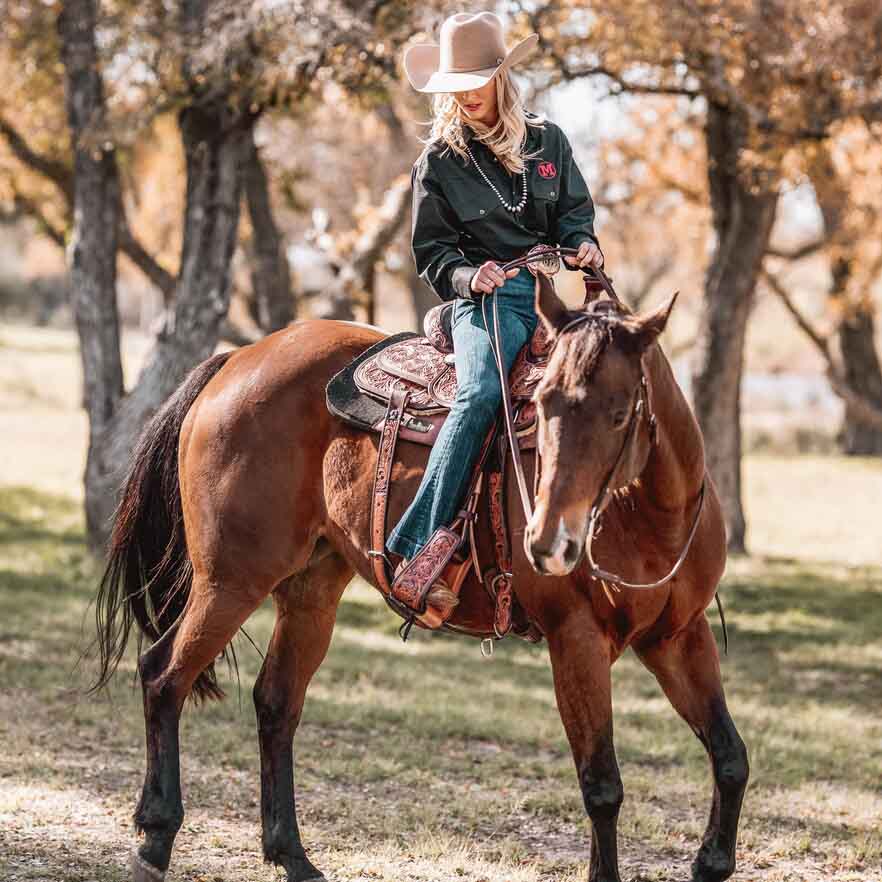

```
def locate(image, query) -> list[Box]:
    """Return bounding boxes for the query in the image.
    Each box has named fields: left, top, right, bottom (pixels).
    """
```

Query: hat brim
left=404, top=33, right=538, bottom=93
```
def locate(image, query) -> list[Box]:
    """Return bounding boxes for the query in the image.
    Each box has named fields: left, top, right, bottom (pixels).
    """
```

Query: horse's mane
left=553, top=298, right=635, bottom=397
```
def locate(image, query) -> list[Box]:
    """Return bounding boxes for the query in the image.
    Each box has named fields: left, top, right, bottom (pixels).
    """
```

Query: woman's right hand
left=470, top=260, right=520, bottom=295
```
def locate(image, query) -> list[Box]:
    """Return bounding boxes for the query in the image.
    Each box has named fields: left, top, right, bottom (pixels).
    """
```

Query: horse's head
left=525, top=274, right=677, bottom=576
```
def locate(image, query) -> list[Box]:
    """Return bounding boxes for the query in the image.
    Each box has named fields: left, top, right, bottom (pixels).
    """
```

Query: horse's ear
left=534, top=273, right=570, bottom=336
left=628, top=291, right=679, bottom=351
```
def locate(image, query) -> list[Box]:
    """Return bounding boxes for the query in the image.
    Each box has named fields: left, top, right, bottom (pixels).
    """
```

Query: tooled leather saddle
left=327, top=300, right=551, bottom=448
left=326, top=269, right=607, bottom=643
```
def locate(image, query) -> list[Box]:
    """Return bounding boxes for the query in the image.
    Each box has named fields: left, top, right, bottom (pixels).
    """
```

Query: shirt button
left=479, top=209, right=485, bottom=214
left=550, top=190, right=556, bottom=197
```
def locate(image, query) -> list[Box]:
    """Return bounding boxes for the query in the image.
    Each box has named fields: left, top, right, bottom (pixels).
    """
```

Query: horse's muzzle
left=525, top=518, right=582, bottom=576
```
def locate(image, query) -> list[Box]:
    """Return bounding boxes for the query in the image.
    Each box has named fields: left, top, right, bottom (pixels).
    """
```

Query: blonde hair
left=420, top=68, right=545, bottom=175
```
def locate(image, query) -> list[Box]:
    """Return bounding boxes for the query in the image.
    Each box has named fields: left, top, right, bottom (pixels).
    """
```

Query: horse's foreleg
left=133, top=577, right=266, bottom=882
left=635, top=614, right=749, bottom=882
left=254, top=552, right=352, bottom=882
left=548, top=616, right=622, bottom=882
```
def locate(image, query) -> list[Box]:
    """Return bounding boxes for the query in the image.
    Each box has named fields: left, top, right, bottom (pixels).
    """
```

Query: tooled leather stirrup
left=388, top=420, right=499, bottom=631
left=370, top=387, right=473, bottom=634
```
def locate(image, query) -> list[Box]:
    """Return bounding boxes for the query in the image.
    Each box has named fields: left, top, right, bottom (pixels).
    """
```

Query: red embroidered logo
left=538, top=161, right=557, bottom=179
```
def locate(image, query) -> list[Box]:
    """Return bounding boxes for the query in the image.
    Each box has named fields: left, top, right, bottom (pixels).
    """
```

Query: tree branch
left=12, top=192, right=66, bottom=248
left=762, top=267, right=882, bottom=431
left=766, top=238, right=826, bottom=261
left=0, top=115, right=74, bottom=202
left=0, top=112, right=176, bottom=300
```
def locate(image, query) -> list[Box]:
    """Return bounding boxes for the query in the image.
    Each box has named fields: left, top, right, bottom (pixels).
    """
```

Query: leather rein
left=483, top=246, right=707, bottom=592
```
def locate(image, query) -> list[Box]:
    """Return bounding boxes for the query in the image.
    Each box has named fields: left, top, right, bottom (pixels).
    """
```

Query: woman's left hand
left=564, top=240, right=604, bottom=269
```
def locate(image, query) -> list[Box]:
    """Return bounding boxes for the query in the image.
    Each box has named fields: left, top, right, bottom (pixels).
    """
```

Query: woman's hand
left=563, top=240, right=604, bottom=270
left=470, top=260, right=520, bottom=295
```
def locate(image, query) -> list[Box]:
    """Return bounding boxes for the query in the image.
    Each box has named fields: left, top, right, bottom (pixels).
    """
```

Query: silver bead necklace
left=464, top=141, right=528, bottom=214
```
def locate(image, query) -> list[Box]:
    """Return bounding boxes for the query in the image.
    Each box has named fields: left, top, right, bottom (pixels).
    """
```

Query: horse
left=94, top=272, right=748, bottom=882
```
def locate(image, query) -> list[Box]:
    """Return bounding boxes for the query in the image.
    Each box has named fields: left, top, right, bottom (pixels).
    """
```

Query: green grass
left=1, top=481, right=881, bottom=882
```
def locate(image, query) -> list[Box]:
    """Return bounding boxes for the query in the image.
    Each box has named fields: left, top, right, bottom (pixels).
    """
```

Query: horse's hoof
left=286, top=855, right=327, bottom=882
left=691, top=846, right=735, bottom=882
left=130, top=849, right=166, bottom=882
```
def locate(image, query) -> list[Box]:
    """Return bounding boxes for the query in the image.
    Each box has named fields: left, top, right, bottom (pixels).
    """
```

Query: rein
left=484, top=247, right=707, bottom=592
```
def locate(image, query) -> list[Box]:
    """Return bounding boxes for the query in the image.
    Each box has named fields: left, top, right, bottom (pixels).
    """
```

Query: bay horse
left=94, top=273, right=748, bottom=882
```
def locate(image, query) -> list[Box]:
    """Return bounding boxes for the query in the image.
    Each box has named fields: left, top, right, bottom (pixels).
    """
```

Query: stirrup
left=389, top=528, right=471, bottom=632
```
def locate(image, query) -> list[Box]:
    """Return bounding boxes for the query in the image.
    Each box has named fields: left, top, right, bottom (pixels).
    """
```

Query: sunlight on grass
left=1, top=471, right=881, bottom=881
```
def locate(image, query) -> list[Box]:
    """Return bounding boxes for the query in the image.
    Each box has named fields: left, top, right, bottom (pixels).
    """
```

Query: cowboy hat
left=404, top=12, right=538, bottom=94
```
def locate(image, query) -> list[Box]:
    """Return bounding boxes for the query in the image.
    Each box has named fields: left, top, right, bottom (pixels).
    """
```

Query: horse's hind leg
left=635, top=614, right=749, bottom=882
left=132, top=576, right=268, bottom=882
left=254, top=550, right=352, bottom=882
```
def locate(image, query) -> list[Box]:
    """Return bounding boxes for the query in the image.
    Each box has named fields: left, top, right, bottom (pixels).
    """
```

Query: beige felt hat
left=404, top=12, right=538, bottom=94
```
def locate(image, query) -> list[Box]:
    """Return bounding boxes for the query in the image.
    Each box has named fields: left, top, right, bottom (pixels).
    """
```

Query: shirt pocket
left=444, top=182, right=503, bottom=224
left=531, top=171, right=560, bottom=205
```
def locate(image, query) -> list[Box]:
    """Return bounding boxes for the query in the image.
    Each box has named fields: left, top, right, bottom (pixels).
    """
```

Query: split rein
left=482, top=246, right=707, bottom=592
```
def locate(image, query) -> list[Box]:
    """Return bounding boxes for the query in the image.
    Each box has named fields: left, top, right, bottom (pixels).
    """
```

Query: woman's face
left=452, top=77, right=499, bottom=127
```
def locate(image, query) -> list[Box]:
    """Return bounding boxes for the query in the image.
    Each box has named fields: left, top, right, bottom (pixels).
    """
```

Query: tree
left=520, top=0, right=882, bottom=550
left=764, top=130, right=882, bottom=452
left=3, top=0, right=424, bottom=547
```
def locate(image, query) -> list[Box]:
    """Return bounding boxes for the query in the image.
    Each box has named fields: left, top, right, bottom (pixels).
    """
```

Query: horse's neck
left=640, top=345, right=706, bottom=512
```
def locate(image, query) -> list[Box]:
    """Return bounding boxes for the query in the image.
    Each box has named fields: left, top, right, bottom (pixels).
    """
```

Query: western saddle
left=326, top=252, right=606, bottom=643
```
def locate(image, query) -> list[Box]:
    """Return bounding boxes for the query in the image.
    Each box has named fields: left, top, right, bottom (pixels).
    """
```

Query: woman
left=388, top=11, right=603, bottom=605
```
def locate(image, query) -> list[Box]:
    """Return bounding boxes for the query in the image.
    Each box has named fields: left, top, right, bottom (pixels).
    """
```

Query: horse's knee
left=712, top=730, right=749, bottom=794
left=579, top=763, right=624, bottom=822
left=253, top=676, right=289, bottom=731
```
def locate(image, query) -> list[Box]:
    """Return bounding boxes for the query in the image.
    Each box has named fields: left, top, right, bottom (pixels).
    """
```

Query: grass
left=0, top=477, right=880, bottom=882
left=1, top=324, right=881, bottom=882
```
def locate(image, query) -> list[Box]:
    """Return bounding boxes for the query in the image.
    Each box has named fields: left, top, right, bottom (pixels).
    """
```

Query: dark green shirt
left=410, top=113, right=601, bottom=302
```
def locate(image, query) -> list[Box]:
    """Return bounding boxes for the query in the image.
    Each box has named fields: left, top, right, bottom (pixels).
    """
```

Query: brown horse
left=95, top=275, right=748, bottom=882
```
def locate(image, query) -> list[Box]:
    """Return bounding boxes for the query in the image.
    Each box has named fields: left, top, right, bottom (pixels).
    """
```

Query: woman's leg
left=388, top=275, right=537, bottom=559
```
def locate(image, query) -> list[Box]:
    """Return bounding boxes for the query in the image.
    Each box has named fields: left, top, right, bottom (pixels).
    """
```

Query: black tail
left=91, top=351, right=234, bottom=702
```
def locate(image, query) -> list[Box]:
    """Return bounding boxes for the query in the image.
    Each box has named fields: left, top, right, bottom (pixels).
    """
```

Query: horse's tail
left=91, top=351, right=235, bottom=702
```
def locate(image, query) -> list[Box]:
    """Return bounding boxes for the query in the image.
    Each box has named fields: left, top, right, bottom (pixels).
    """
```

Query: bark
left=839, top=307, right=882, bottom=453
left=58, top=0, right=125, bottom=543
left=691, top=104, right=779, bottom=553
left=244, top=132, right=295, bottom=332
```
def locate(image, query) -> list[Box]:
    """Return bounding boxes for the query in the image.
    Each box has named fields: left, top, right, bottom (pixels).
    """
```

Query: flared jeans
left=387, top=269, right=538, bottom=559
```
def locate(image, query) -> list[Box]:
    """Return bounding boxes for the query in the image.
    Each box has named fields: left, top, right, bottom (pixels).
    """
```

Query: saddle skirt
left=341, top=301, right=551, bottom=446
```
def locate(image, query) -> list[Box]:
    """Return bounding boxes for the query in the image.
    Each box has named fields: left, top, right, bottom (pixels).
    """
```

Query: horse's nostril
left=564, top=538, right=580, bottom=564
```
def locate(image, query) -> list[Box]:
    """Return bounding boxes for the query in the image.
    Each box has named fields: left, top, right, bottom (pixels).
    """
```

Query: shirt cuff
left=451, top=266, right=479, bottom=300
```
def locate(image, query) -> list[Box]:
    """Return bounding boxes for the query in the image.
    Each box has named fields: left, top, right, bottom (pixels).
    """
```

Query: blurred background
left=0, top=3, right=880, bottom=882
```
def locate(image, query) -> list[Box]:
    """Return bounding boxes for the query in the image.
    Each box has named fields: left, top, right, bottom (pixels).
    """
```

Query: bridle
left=484, top=246, right=707, bottom=592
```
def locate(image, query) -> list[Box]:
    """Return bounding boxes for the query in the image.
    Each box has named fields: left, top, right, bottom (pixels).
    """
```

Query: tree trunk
left=58, top=0, right=125, bottom=544
left=244, top=132, right=295, bottom=332
left=839, top=306, right=882, bottom=454
left=691, top=104, right=778, bottom=553
left=807, top=146, right=882, bottom=455
left=84, top=98, right=252, bottom=548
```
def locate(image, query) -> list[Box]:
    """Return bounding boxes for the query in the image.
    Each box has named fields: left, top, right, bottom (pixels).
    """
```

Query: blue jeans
left=387, top=269, right=538, bottom=559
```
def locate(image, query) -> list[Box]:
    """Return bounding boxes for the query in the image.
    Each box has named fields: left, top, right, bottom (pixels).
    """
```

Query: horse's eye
left=612, top=408, right=629, bottom=429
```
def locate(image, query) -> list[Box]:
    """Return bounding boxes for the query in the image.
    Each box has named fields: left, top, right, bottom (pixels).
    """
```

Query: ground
left=0, top=324, right=880, bottom=882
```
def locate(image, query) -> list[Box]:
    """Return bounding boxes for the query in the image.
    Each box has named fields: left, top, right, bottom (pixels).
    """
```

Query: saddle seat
left=337, top=301, right=552, bottom=447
